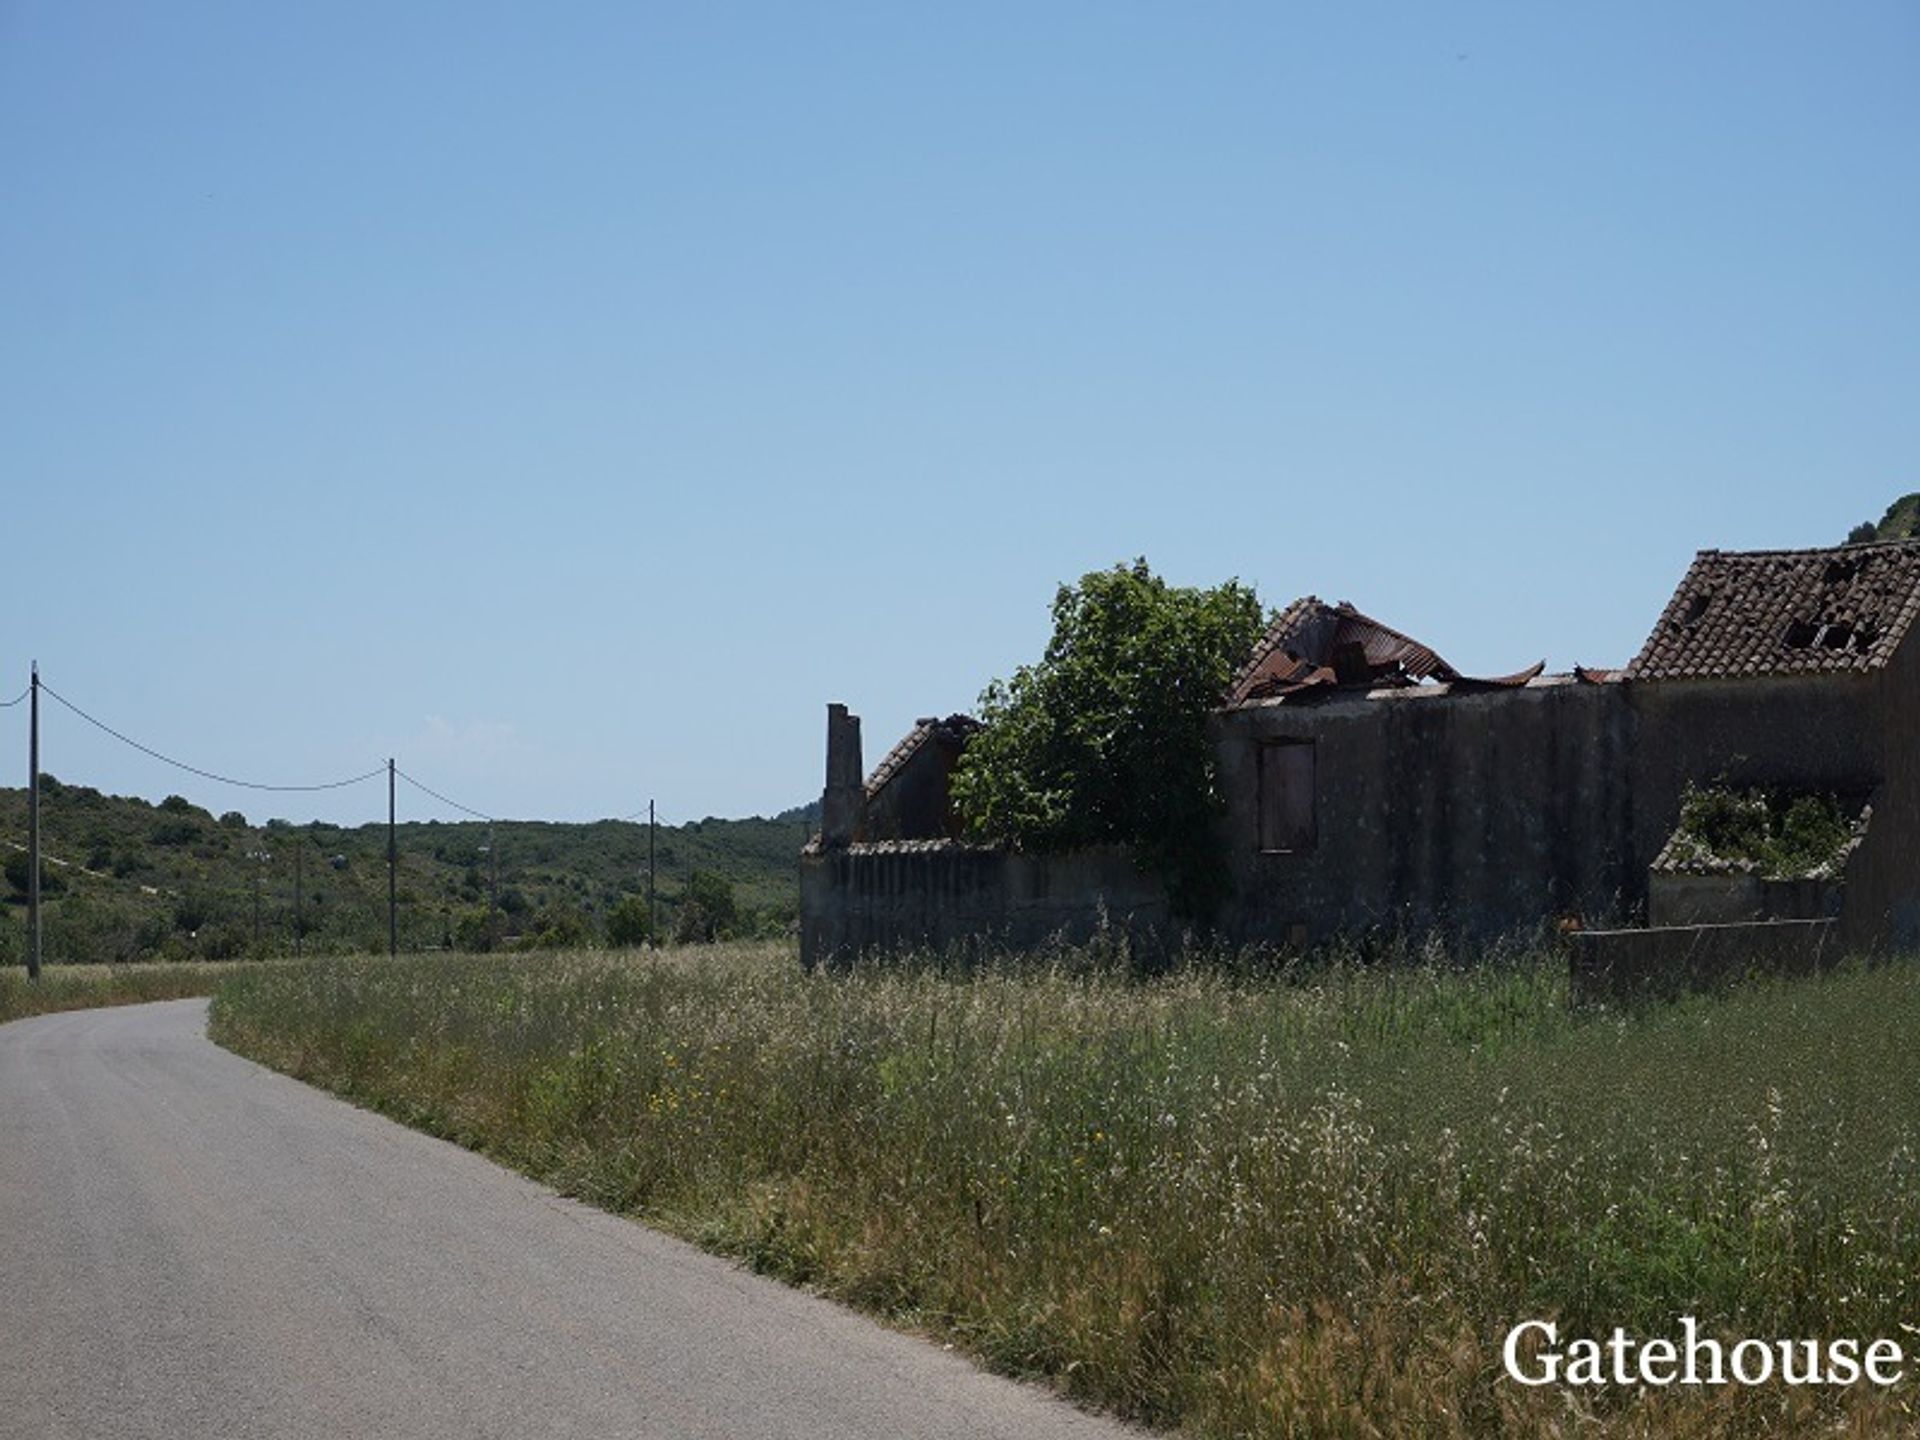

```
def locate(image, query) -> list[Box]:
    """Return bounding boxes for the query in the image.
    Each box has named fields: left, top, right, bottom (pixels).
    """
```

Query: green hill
left=0, top=778, right=811, bottom=965
left=1846, top=493, right=1920, bottom=544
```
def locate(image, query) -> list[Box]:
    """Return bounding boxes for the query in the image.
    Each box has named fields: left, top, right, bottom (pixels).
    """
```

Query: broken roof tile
left=1625, top=540, right=1920, bottom=681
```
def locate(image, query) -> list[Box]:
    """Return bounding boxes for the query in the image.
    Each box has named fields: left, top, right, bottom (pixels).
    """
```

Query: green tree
left=606, top=893, right=654, bottom=947
left=674, top=870, right=738, bottom=943
left=949, top=559, right=1268, bottom=920
left=5, top=852, right=67, bottom=898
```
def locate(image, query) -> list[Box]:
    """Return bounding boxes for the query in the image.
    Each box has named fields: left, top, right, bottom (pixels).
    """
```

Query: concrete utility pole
left=294, top=844, right=304, bottom=958
left=27, top=662, right=40, bottom=980
left=647, top=800, right=656, bottom=947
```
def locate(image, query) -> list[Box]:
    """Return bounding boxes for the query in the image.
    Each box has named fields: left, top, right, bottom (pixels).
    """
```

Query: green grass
left=0, top=961, right=242, bottom=1025
left=210, top=942, right=1920, bottom=1437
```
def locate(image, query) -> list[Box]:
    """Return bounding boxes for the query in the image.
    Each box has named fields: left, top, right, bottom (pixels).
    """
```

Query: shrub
left=606, top=894, right=654, bottom=947
left=674, top=870, right=738, bottom=943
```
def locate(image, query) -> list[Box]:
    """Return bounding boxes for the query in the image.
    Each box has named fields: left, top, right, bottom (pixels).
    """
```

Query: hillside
left=1846, top=492, right=1920, bottom=544
left=0, top=778, right=811, bottom=965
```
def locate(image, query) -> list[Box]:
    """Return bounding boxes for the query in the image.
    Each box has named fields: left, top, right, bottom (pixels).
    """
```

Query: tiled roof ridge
left=1692, top=537, right=1920, bottom=559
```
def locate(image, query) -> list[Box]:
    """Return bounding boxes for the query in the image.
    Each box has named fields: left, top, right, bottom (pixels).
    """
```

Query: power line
left=0, top=687, right=28, bottom=708
left=37, top=681, right=387, bottom=793
left=394, top=768, right=494, bottom=821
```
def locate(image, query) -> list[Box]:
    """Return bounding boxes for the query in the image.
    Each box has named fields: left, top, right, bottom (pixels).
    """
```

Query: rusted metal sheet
left=1228, top=598, right=1542, bottom=704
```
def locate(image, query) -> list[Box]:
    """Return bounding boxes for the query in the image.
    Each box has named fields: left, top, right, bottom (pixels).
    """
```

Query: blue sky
left=3, top=3, right=1916, bottom=827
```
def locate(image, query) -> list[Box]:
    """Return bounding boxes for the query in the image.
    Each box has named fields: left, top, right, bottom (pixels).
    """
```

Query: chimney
left=820, top=703, right=865, bottom=848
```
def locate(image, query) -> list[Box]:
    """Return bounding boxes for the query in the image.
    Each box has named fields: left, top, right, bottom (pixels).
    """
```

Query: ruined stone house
left=802, top=540, right=1920, bottom=977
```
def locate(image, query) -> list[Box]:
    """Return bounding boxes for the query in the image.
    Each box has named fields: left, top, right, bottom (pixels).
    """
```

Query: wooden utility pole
left=387, top=758, right=397, bottom=957
left=647, top=799, right=656, bottom=948
left=250, top=849, right=266, bottom=953
left=27, top=663, right=40, bottom=980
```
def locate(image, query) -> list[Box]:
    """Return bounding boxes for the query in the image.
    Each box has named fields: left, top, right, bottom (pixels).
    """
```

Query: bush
left=606, top=894, right=654, bottom=947
left=674, top=870, right=738, bottom=943
left=1671, top=784, right=1857, bottom=879
left=5, top=852, right=67, bottom=898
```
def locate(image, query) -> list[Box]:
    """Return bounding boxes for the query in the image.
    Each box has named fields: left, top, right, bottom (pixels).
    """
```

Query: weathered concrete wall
left=1844, top=631, right=1920, bottom=948
left=800, top=843, right=1168, bottom=969
left=1212, top=669, right=1897, bottom=949
left=804, top=654, right=1918, bottom=964
left=1648, top=872, right=1841, bottom=926
left=1622, top=673, right=1881, bottom=890
left=863, top=733, right=970, bottom=843
left=1568, top=919, right=1840, bottom=1001
left=1213, top=678, right=1639, bottom=945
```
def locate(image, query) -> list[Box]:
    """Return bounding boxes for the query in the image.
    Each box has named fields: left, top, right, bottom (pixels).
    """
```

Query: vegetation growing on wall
left=1667, top=783, right=1859, bottom=879
left=949, top=559, right=1268, bottom=919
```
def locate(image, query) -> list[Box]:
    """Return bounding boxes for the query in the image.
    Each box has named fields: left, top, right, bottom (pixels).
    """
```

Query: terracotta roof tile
left=1625, top=541, right=1920, bottom=681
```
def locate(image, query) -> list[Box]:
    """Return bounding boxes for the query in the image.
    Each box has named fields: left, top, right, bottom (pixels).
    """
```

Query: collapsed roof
left=1627, top=541, right=1920, bottom=681
left=1228, top=597, right=1542, bottom=705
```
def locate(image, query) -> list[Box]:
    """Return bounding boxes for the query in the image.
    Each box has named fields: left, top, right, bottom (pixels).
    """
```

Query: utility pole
left=27, top=662, right=40, bottom=981
left=647, top=799, right=656, bottom=948
left=487, top=821, right=499, bottom=947
left=387, top=758, right=397, bottom=958
left=248, top=848, right=269, bottom=954
left=294, top=844, right=304, bottom=958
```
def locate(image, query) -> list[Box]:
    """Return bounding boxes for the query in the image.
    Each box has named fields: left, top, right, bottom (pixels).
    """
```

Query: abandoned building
left=801, top=540, right=1920, bottom=980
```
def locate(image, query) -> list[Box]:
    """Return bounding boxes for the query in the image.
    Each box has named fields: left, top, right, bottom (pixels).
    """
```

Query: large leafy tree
left=950, top=559, right=1267, bottom=919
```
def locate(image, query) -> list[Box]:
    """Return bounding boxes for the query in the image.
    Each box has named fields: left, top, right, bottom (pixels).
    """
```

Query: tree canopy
left=950, top=559, right=1268, bottom=919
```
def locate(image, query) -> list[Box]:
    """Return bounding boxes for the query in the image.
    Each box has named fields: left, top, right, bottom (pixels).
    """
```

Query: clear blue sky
left=3, top=3, right=1916, bottom=827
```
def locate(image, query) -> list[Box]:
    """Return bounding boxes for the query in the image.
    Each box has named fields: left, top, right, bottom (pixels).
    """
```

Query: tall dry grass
left=211, top=942, right=1920, bottom=1436
left=0, top=961, right=241, bottom=1025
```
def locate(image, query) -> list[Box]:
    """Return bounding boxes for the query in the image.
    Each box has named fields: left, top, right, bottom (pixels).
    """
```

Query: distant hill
left=0, top=779, right=812, bottom=965
left=1846, top=493, right=1920, bottom=545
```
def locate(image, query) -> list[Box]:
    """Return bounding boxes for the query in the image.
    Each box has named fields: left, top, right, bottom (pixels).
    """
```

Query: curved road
left=0, top=1000, right=1134, bottom=1440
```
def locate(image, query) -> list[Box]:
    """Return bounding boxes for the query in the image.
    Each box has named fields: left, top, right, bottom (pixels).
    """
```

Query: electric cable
left=394, top=768, right=494, bottom=822
left=37, top=682, right=387, bottom=792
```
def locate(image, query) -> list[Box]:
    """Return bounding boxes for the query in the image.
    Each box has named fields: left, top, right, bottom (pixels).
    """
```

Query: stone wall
left=799, top=843, right=1168, bottom=969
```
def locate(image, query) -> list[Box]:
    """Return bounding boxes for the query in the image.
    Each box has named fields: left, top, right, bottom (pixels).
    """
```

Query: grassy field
left=0, top=961, right=242, bottom=1025
left=209, top=942, right=1920, bottom=1437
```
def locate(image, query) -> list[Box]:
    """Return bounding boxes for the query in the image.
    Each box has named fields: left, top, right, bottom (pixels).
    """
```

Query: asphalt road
left=1, top=1000, right=1135, bottom=1440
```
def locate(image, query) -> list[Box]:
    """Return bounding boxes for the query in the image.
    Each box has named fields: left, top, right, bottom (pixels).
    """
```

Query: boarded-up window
left=1258, top=741, right=1316, bottom=853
